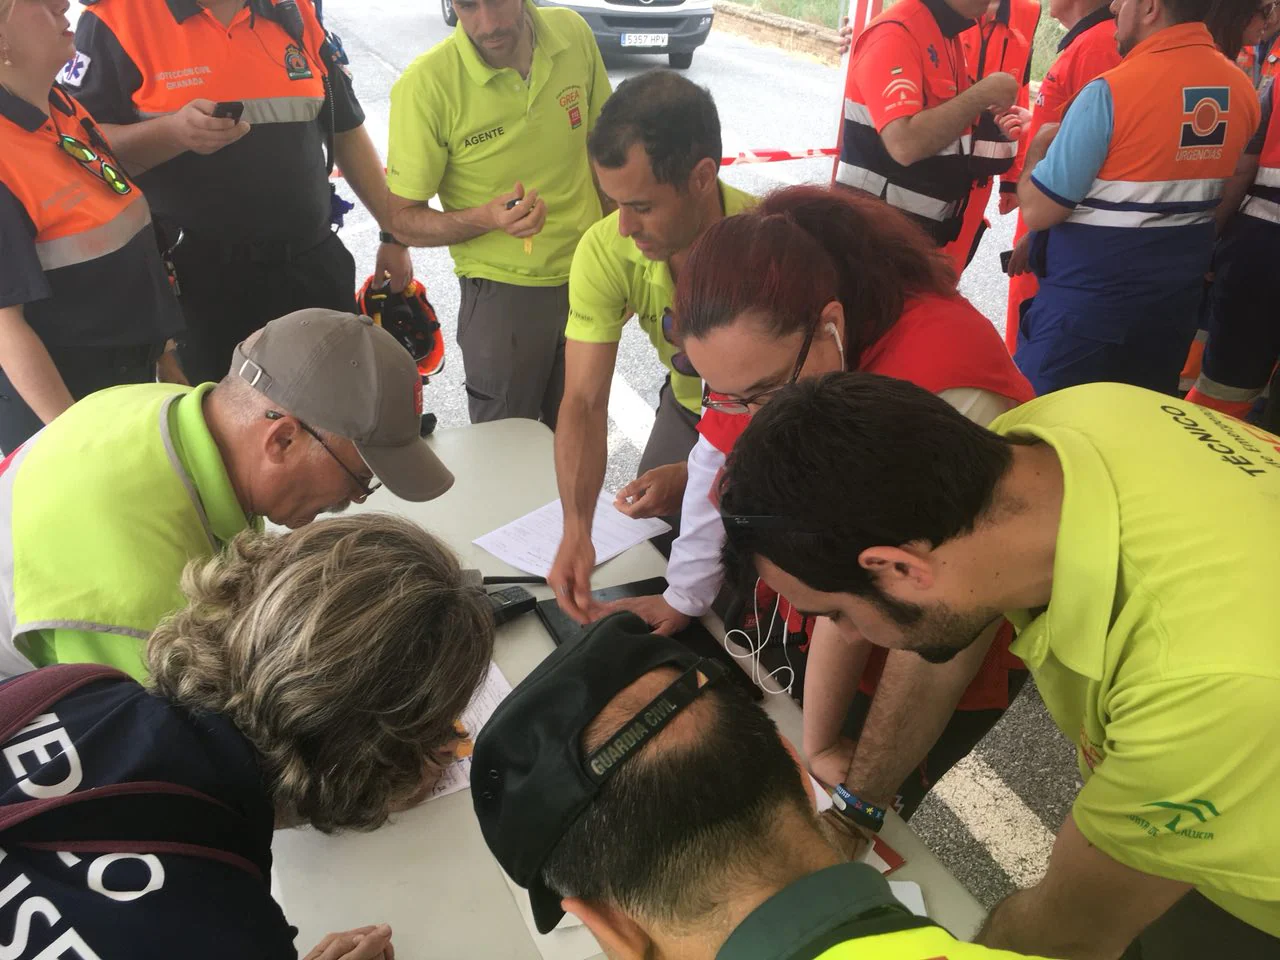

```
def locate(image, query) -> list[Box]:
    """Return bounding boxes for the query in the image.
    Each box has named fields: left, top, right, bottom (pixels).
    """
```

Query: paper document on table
left=888, top=881, right=928, bottom=918
left=500, top=870, right=598, bottom=960
left=861, top=835, right=907, bottom=875
left=428, top=662, right=513, bottom=801
left=474, top=492, right=670, bottom=578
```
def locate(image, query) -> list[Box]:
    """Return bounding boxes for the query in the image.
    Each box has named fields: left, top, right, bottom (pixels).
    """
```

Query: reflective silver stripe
left=837, top=161, right=959, bottom=221
left=159, top=394, right=218, bottom=554
left=885, top=184, right=956, bottom=221
left=1192, top=373, right=1264, bottom=403
left=34, top=195, right=152, bottom=271
left=139, top=95, right=323, bottom=125
left=844, top=98, right=875, bottom=125
left=843, top=97, right=967, bottom=156
left=1085, top=177, right=1224, bottom=206
left=1240, top=194, right=1280, bottom=224
left=1255, top=165, right=1280, bottom=187
left=1066, top=206, right=1212, bottom=228
left=836, top=161, right=887, bottom=195
left=241, top=96, right=324, bottom=125
left=970, top=138, right=1017, bottom=159
left=0, top=438, right=40, bottom=677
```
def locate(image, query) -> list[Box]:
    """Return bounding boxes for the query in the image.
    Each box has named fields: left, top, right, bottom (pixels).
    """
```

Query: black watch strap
left=379, top=230, right=405, bottom=246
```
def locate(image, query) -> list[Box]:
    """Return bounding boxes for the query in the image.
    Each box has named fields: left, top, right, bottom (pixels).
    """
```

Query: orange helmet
left=356, top=276, right=446, bottom=379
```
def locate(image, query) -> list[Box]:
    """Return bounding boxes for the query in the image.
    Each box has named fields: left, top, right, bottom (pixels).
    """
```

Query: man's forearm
left=1215, top=156, right=1259, bottom=234
left=554, top=393, right=609, bottom=540
left=803, top=618, right=870, bottom=758
left=979, top=888, right=1112, bottom=960
left=99, top=119, right=183, bottom=174
left=0, top=308, right=75, bottom=425
left=887, top=86, right=991, bottom=167
left=334, top=127, right=394, bottom=228
left=843, top=621, right=998, bottom=806
left=387, top=200, right=493, bottom=248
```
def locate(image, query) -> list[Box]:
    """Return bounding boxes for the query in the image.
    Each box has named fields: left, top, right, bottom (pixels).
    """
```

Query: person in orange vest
left=63, top=0, right=413, bottom=385
left=1013, top=0, right=1258, bottom=396
left=1186, top=81, right=1280, bottom=421
left=952, top=0, right=1041, bottom=271
left=1001, top=0, right=1119, bottom=355
left=835, top=0, right=1020, bottom=272
left=0, top=0, right=184, bottom=453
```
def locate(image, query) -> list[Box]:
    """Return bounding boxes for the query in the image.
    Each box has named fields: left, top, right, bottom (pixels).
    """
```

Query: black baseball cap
left=472, top=612, right=726, bottom=933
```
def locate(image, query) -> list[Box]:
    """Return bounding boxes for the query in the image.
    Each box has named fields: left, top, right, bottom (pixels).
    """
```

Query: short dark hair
left=1165, top=0, right=1215, bottom=25
left=588, top=70, right=722, bottom=188
left=719, top=373, right=1023, bottom=600
left=1203, top=0, right=1255, bottom=57
left=539, top=676, right=812, bottom=927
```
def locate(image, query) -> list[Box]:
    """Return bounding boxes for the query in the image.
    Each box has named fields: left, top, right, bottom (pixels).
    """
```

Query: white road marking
left=607, top=370, right=657, bottom=451
left=930, top=753, right=1058, bottom=889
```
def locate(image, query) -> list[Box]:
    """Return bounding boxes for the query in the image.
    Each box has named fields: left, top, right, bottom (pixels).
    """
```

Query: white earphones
left=825, top=321, right=846, bottom=370
left=724, top=578, right=797, bottom=697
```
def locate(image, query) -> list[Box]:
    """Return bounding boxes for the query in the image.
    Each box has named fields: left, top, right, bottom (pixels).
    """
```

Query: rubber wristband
left=378, top=230, right=405, bottom=246
left=831, top=784, right=886, bottom=834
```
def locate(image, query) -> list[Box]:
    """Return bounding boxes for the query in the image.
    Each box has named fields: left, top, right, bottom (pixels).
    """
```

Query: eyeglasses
left=702, top=317, right=820, bottom=416
left=1259, top=0, right=1279, bottom=19
left=53, top=131, right=132, bottom=196
left=660, top=308, right=699, bottom=379
left=265, top=411, right=382, bottom=502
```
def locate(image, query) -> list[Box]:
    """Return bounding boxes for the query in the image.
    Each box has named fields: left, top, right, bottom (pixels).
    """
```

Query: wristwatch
left=379, top=230, right=405, bottom=246
left=830, top=784, right=886, bottom=834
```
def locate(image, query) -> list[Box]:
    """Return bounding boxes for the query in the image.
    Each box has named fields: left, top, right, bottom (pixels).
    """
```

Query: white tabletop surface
left=270, top=418, right=986, bottom=957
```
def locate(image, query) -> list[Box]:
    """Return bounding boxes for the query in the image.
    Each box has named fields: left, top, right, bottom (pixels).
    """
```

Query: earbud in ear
left=825, top=322, right=846, bottom=369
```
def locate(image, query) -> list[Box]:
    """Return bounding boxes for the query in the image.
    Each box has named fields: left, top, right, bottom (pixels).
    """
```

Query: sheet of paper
left=499, top=870, right=599, bottom=960
left=810, top=775, right=833, bottom=812
left=861, top=835, right=906, bottom=875
left=888, top=880, right=928, bottom=918
left=428, top=662, right=513, bottom=802
left=474, top=492, right=670, bottom=578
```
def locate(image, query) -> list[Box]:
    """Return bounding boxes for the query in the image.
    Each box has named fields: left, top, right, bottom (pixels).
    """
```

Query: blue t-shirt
left=1030, top=78, right=1115, bottom=208
left=0, top=674, right=297, bottom=959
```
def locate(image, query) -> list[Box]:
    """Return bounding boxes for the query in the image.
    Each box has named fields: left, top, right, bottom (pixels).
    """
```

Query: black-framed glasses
left=53, top=131, right=131, bottom=196
left=702, top=317, right=820, bottom=416
left=265, top=411, right=382, bottom=502
left=660, top=307, right=699, bottom=379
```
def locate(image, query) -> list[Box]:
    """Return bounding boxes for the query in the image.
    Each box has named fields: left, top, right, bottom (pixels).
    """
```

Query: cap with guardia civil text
left=232, top=309, right=453, bottom=501
left=472, top=612, right=726, bottom=934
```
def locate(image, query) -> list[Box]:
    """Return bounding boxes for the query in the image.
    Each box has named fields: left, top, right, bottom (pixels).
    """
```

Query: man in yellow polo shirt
left=0, top=310, right=451, bottom=680
left=548, top=72, right=753, bottom=620
left=717, top=373, right=1280, bottom=959
left=386, top=0, right=610, bottom=427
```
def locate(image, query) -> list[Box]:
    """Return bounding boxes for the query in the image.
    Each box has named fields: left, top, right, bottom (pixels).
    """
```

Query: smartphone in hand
left=211, top=101, right=245, bottom=122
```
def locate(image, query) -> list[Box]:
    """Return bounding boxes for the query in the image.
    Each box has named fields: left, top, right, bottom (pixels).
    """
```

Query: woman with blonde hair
left=0, top=514, right=493, bottom=960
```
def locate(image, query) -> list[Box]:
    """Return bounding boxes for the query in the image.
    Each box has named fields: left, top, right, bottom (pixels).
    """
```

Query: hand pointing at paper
left=549, top=533, right=598, bottom=624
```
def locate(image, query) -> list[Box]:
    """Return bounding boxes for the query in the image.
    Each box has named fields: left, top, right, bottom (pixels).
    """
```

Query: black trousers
left=173, top=231, right=357, bottom=386
left=0, top=343, right=163, bottom=454
left=1122, top=889, right=1280, bottom=959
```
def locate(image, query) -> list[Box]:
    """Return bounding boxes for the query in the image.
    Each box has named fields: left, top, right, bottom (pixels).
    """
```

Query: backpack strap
left=0, top=664, right=128, bottom=746
left=0, top=666, right=270, bottom=882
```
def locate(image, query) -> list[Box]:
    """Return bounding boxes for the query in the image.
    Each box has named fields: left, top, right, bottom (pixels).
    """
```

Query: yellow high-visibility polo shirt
left=993, top=383, right=1280, bottom=936
left=386, top=2, right=610, bottom=286
left=565, top=182, right=755, bottom=415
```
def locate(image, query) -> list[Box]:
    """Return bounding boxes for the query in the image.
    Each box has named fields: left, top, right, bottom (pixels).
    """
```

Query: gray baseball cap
left=231, top=309, right=454, bottom=502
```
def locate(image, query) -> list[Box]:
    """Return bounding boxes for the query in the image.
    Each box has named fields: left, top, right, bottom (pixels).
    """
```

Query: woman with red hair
left=612, top=184, right=1035, bottom=823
